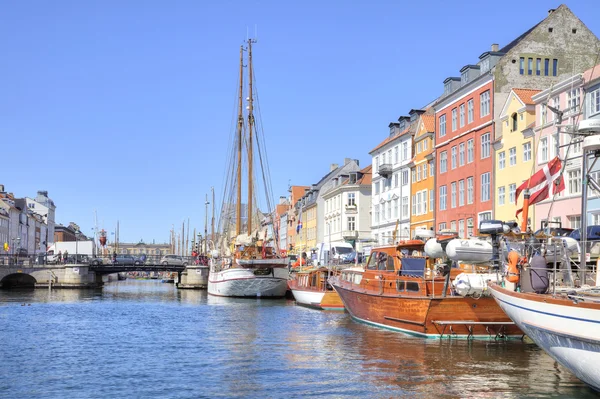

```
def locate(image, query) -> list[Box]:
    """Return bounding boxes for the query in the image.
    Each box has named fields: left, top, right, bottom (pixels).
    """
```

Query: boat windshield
left=335, top=247, right=354, bottom=254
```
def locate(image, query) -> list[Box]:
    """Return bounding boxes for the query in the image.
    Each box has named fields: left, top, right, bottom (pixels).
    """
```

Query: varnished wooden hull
left=289, top=285, right=344, bottom=311
left=333, top=282, right=522, bottom=339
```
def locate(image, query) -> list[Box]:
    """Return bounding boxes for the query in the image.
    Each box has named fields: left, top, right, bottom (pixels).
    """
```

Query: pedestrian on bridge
left=63, top=250, right=69, bottom=264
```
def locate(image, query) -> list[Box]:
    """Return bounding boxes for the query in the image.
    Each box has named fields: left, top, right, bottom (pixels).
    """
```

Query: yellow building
left=494, top=88, right=540, bottom=226
left=305, top=204, right=317, bottom=251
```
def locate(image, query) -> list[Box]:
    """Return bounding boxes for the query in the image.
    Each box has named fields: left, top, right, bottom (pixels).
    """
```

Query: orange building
left=409, top=108, right=436, bottom=235
left=285, top=185, right=309, bottom=252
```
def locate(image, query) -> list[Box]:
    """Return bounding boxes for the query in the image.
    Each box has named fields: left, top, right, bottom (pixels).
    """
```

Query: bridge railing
left=0, top=253, right=209, bottom=267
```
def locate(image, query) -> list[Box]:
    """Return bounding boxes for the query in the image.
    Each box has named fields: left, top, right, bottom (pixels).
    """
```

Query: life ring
left=506, top=250, right=520, bottom=283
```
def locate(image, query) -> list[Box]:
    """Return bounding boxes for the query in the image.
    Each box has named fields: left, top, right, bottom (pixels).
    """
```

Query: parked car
left=113, top=255, right=143, bottom=266
left=569, top=226, right=600, bottom=254
left=160, top=254, right=188, bottom=266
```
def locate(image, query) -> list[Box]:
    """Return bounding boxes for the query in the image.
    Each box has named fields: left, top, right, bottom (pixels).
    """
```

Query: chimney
left=491, top=43, right=499, bottom=52
left=0, top=184, right=4, bottom=192
left=330, top=163, right=339, bottom=171
left=548, top=8, right=555, bottom=15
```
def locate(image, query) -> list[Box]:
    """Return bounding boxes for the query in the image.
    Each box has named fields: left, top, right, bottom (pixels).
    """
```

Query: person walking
left=63, top=250, right=69, bottom=264
left=57, top=251, right=62, bottom=265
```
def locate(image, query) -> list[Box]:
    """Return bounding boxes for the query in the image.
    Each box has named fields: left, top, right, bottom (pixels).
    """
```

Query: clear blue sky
left=2, top=1, right=598, bottom=244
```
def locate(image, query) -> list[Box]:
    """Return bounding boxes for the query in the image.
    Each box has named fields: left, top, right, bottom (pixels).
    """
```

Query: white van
left=315, top=242, right=355, bottom=265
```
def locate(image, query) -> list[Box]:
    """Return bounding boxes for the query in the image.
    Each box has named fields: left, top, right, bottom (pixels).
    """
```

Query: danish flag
left=515, top=156, right=565, bottom=218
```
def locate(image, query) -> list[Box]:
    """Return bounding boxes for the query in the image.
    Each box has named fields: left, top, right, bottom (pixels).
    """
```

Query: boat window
left=396, top=280, right=405, bottom=292
left=367, top=252, right=379, bottom=270
left=376, top=252, right=388, bottom=270
left=386, top=256, right=395, bottom=271
left=406, top=282, right=420, bottom=292
left=353, top=274, right=362, bottom=284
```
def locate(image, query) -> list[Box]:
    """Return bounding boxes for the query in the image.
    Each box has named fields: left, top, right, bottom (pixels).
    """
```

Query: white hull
left=490, top=285, right=600, bottom=391
left=291, top=289, right=325, bottom=308
left=208, top=267, right=288, bottom=298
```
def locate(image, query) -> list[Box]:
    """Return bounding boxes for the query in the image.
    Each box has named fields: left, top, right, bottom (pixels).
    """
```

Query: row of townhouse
left=277, top=5, right=600, bottom=255
left=0, top=187, right=57, bottom=256
left=368, top=4, right=600, bottom=244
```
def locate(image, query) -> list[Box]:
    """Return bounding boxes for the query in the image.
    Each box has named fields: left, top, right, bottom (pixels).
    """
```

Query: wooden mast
left=235, top=45, right=244, bottom=236
left=247, top=38, right=255, bottom=235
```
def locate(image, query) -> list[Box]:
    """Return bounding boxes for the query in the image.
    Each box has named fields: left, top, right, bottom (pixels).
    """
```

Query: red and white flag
left=515, top=156, right=565, bottom=218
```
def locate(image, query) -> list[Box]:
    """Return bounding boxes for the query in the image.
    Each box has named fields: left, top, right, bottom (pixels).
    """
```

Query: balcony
left=342, top=230, right=358, bottom=240
left=378, top=163, right=392, bottom=177
left=345, top=204, right=357, bottom=213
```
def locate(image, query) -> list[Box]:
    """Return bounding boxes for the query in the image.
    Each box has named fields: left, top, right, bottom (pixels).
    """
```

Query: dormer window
left=511, top=113, right=518, bottom=132
left=444, top=81, right=452, bottom=95
left=398, top=120, right=406, bottom=131
left=461, top=71, right=469, bottom=84
left=349, top=173, right=357, bottom=184
left=480, top=58, right=490, bottom=73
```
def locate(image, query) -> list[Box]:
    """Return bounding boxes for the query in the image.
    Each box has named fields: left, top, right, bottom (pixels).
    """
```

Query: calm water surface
left=0, top=279, right=596, bottom=398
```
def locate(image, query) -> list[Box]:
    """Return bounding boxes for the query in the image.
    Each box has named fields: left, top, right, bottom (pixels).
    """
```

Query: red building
left=434, top=66, right=495, bottom=236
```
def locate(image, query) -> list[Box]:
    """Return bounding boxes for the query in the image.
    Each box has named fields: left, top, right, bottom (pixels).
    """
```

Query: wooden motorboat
left=329, top=240, right=522, bottom=339
left=288, top=267, right=344, bottom=310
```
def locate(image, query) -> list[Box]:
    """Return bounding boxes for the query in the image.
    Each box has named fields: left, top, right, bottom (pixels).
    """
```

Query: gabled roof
left=340, top=165, right=372, bottom=186
left=421, top=114, right=435, bottom=133
left=513, top=88, right=541, bottom=105
left=370, top=127, right=409, bottom=153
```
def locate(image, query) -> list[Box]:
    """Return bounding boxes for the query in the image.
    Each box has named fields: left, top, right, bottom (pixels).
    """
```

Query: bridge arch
left=1, top=273, right=37, bottom=288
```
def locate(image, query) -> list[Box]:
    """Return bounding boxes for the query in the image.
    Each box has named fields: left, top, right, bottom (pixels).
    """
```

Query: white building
left=322, top=165, right=372, bottom=254
left=26, top=190, right=56, bottom=246
left=370, top=113, right=420, bottom=245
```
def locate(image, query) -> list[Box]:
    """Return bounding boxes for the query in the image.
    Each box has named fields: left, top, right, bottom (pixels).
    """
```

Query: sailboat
left=207, top=39, right=288, bottom=298
left=488, top=72, right=600, bottom=390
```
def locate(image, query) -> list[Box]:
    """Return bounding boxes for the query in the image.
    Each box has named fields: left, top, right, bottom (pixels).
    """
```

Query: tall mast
left=247, top=38, right=255, bottom=235
left=235, top=45, right=244, bottom=236
left=211, top=186, right=215, bottom=243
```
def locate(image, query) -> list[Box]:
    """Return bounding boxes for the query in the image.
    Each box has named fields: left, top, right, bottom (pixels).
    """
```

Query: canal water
left=0, top=279, right=595, bottom=398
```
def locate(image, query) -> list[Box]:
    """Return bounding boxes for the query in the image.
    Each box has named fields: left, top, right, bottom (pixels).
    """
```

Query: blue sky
left=2, top=1, right=598, bottom=244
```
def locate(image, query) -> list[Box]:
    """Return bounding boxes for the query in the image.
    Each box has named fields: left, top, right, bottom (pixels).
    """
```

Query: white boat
left=489, top=283, right=600, bottom=391
left=208, top=263, right=288, bottom=297
left=445, top=238, right=493, bottom=264
left=207, top=39, right=288, bottom=299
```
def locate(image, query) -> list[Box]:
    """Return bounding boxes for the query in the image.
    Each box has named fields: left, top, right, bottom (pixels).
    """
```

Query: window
left=452, top=108, right=457, bottom=131
left=478, top=212, right=492, bottom=227
left=374, top=205, right=379, bottom=223
left=569, top=215, right=581, bottom=229
left=430, top=190, right=434, bottom=212
left=544, top=58, right=549, bottom=76
left=440, top=186, right=447, bottom=211
left=480, top=91, right=490, bottom=117
left=412, top=195, right=416, bottom=216
left=386, top=201, right=391, bottom=219
left=402, top=196, right=408, bottom=218
left=459, top=143, right=465, bottom=166
left=467, top=99, right=474, bottom=123
left=511, top=113, right=518, bottom=132
left=568, top=169, right=581, bottom=194
left=523, top=142, right=531, bottom=162
left=540, top=137, right=548, bottom=163
left=402, top=142, right=408, bottom=160
left=422, top=189, right=428, bottom=215
left=552, top=59, right=558, bottom=76
left=541, top=104, right=547, bottom=124
left=347, top=217, right=355, bottom=231
left=451, top=220, right=457, bottom=232
left=440, top=151, right=447, bottom=173
left=394, top=173, right=399, bottom=188
left=509, top=183, right=516, bottom=204
left=347, top=193, right=356, bottom=206
left=416, top=166, right=421, bottom=182
left=467, top=177, right=474, bottom=204
left=412, top=169, right=416, bottom=183
left=374, top=181, right=380, bottom=195
left=536, top=58, right=541, bottom=75
left=591, top=89, right=600, bottom=115
left=429, top=160, right=434, bottom=176
left=481, top=133, right=491, bottom=159
left=393, top=199, right=398, bottom=218
left=467, top=139, right=474, bottom=163
left=498, top=186, right=505, bottom=205
left=459, top=180, right=465, bottom=206
left=499, top=151, right=505, bottom=170
left=394, top=146, right=399, bottom=163
left=519, top=57, right=524, bottom=74
left=451, top=146, right=457, bottom=169
left=528, top=57, right=533, bottom=75
left=439, top=115, right=446, bottom=137
left=422, top=163, right=427, bottom=179
left=481, top=173, right=490, bottom=202
left=459, top=104, right=465, bottom=128
left=567, top=89, right=580, bottom=114
left=402, top=170, right=409, bottom=185
left=509, top=147, right=517, bottom=166
left=423, top=139, right=428, bottom=150
left=467, top=218, right=474, bottom=236
left=451, top=182, right=457, bottom=208
left=480, top=58, right=490, bottom=73
left=439, top=222, right=447, bottom=232
left=458, top=220, right=465, bottom=238
left=417, top=142, right=422, bottom=154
